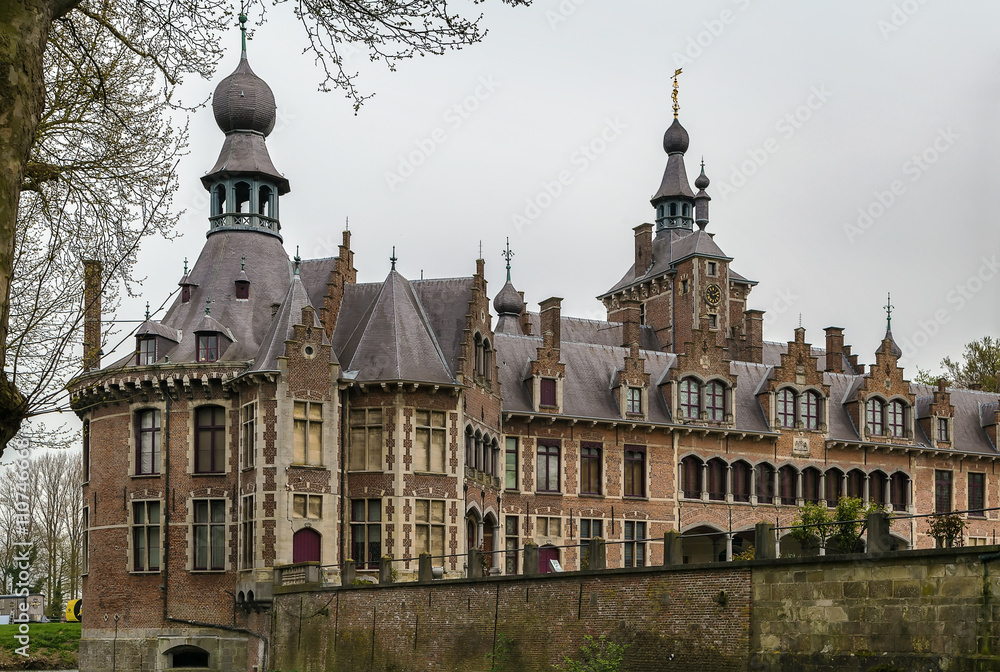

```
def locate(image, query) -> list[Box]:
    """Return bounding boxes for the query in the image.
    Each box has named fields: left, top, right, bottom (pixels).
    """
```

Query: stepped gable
left=251, top=273, right=330, bottom=372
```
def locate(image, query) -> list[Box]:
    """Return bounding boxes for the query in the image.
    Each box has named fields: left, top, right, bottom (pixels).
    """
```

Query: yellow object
left=65, top=599, right=81, bottom=622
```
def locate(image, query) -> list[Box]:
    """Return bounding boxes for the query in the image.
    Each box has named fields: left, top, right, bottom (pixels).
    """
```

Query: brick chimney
left=824, top=327, right=844, bottom=373
left=518, top=292, right=532, bottom=335
left=634, top=223, right=653, bottom=279
left=744, top=309, right=764, bottom=364
left=321, top=229, right=357, bottom=338
left=539, top=297, right=562, bottom=352
left=83, top=260, right=103, bottom=371
left=621, top=299, right=641, bottom=348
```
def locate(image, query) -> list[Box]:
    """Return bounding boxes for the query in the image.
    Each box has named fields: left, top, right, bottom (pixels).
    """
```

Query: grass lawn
left=0, top=623, right=80, bottom=670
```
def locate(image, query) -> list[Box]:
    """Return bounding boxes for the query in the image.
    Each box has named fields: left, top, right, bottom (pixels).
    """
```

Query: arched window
left=195, top=405, right=226, bottom=474
left=681, top=456, right=703, bottom=499
left=258, top=185, right=272, bottom=217
left=847, top=469, right=865, bottom=499
left=731, top=461, right=751, bottom=503
left=465, top=427, right=474, bottom=467
left=213, top=184, right=226, bottom=215
left=866, top=398, right=884, bottom=435
left=669, top=203, right=677, bottom=217
left=473, top=333, right=482, bottom=376
left=890, top=472, right=909, bottom=511
left=234, top=181, right=251, bottom=213
left=869, top=470, right=888, bottom=506
left=800, top=390, right=820, bottom=430
left=756, top=463, right=775, bottom=504
left=707, top=458, right=726, bottom=501
left=777, top=388, right=796, bottom=428
left=482, top=339, right=492, bottom=381
left=682, top=203, right=690, bottom=217
left=475, top=431, right=483, bottom=472
left=168, top=645, right=210, bottom=668
left=825, top=468, right=843, bottom=507
left=886, top=400, right=906, bottom=438
left=705, top=381, right=726, bottom=421
left=779, top=465, right=798, bottom=505
left=802, top=467, right=821, bottom=504
left=679, top=378, right=700, bottom=420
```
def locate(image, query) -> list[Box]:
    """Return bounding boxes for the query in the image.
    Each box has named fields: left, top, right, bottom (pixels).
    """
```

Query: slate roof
left=250, top=274, right=330, bottom=373
left=522, top=313, right=661, bottom=351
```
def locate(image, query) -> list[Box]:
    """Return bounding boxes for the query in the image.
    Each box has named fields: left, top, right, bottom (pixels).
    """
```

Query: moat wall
left=270, top=546, right=1000, bottom=672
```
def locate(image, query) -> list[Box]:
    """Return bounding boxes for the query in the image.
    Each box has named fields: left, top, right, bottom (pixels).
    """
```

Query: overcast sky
left=114, top=0, right=1000, bottom=380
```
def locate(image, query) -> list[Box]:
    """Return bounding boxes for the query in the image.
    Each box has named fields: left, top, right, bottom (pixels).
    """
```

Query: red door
left=293, top=528, right=321, bottom=563
left=539, top=545, right=559, bottom=574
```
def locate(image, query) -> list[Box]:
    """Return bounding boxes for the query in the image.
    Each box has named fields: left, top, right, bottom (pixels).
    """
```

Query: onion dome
left=883, top=330, right=903, bottom=358
left=663, top=118, right=690, bottom=155
left=694, top=162, right=710, bottom=190
left=212, top=52, right=277, bottom=136
left=494, top=281, right=525, bottom=316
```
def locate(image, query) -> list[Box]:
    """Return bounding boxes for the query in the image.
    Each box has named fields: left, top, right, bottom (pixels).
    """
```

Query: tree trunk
left=0, top=0, right=57, bottom=451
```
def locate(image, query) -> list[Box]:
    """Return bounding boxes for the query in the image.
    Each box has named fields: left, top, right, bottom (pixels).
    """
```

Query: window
left=779, top=466, right=798, bottom=505
left=351, top=499, right=381, bottom=569
left=870, top=471, right=888, bottom=506
left=258, top=185, right=272, bottom=216
left=681, top=456, right=703, bottom=499
left=536, top=441, right=560, bottom=493
left=540, top=378, right=557, bottom=407
left=886, top=400, right=906, bottom=438
left=293, top=494, right=322, bottom=519
left=579, top=518, right=603, bottom=569
left=415, top=499, right=446, bottom=559
left=193, top=499, right=226, bottom=571
left=414, top=410, right=446, bottom=473
left=968, top=473, right=985, bottom=517
left=505, top=515, right=519, bottom=574
left=132, top=501, right=160, bottom=572
left=825, top=469, right=843, bottom=507
left=536, top=516, right=561, bottom=537
left=624, top=446, right=645, bottom=498
left=756, top=463, right=775, bottom=504
left=707, top=458, right=726, bottom=501
left=969, top=537, right=989, bottom=546
left=181, top=285, right=192, bottom=303
left=213, top=183, right=226, bottom=215
left=197, top=334, right=219, bottom=362
left=474, top=333, right=482, bottom=376
left=847, top=469, right=865, bottom=499
left=624, top=521, right=646, bottom=568
left=669, top=203, right=677, bottom=216
left=235, top=279, right=250, bottom=300
left=482, top=339, right=492, bottom=382
left=240, top=495, right=254, bottom=570
left=137, top=337, right=156, bottom=365
left=135, top=409, right=160, bottom=475
left=777, top=389, right=796, bottom=428
left=505, top=437, right=518, bottom=490
left=890, top=472, right=908, bottom=511
left=626, top=387, right=642, bottom=415
left=82, top=508, right=89, bottom=575
left=802, top=467, right=821, bottom=504
left=800, top=391, right=820, bottom=430
left=639, top=303, right=646, bottom=325
left=707, top=314, right=718, bottom=329
left=707, top=261, right=717, bottom=276
left=293, top=401, right=322, bottom=465
left=934, top=470, right=952, bottom=513
left=195, top=406, right=226, bottom=474
left=234, top=181, right=250, bottom=212
left=732, top=461, right=751, bottom=503
left=349, top=409, right=382, bottom=471
left=937, top=417, right=949, bottom=443
left=82, top=421, right=90, bottom=482
left=679, top=377, right=700, bottom=420
left=705, top=381, right=726, bottom=421
left=681, top=279, right=689, bottom=294
left=580, top=443, right=602, bottom=495
left=866, top=398, right=884, bottom=436
left=241, top=402, right=256, bottom=469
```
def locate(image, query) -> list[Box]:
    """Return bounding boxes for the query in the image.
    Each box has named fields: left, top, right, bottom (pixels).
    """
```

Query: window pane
left=293, top=495, right=306, bottom=518
left=368, top=428, right=382, bottom=471
left=293, top=420, right=306, bottom=464
left=415, top=526, right=429, bottom=555
left=211, top=526, right=225, bottom=569
left=431, top=526, right=445, bottom=558
left=431, top=500, right=445, bottom=524
left=368, top=499, right=381, bottom=522
left=148, top=527, right=160, bottom=568
left=415, top=500, right=429, bottom=523
left=431, top=430, right=446, bottom=473
left=308, top=422, right=322, bottom=463
left=349, top=428, right=366, bottom=470
left=550, top=518, right=561, bottom=537
left=293, top=402, right=307, bottom=419
left=309, top=403, right=322, bottom=421
left=415, top=429, right=429, bottom=472
left=308, top=496, right=322, bottom=519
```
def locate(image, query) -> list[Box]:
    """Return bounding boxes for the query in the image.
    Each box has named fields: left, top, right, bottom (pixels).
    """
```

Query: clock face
left=705, top=284, right=722, bottom=306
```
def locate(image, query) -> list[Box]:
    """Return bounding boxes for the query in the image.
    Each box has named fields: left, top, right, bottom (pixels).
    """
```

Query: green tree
left=915, top=336, right=999, bottom=393
left=0, top=0, right=532, bottom=455
left=790, top=496, right=887, bottom=555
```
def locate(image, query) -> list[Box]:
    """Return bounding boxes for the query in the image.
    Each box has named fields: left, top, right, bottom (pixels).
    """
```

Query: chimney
left=824, top=327, right=844, bottom=373
left=622, top=299, right=641, bottom=348
left=518, top=292, right=532, bottom=335
left=539, top=297, right=563, bottom=352
left=633, top=223, right=653, bottom=279
left=842, top=345, right=859, bottom=373
left=744, top=309, right=764, bottom=364
left=82, top=260, right=102, bottom=371
left=321, top=228, right=357, bottom=338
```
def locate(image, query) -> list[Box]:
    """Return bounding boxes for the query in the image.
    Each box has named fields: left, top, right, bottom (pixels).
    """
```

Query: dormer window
left=866, top=397, right=908, bottom=438
left=705, top=380, right=726, bottom=421
left=197, top=334, right=219, bottom=363
left=626, top=387, right=642, bottom=414
left=887, top=400, right=905, bottom=438
left=540, top=378, right=557, bottom=407
left=937, top=417, right=949, bottom=442
left=181, top=285, right=192, bottom=303
left=866, top=398, right=884, bottom=435
left=235, top=279, right=250, bottom=300
left=800, top=390, right=820, bottom=430
left=679, top=377, right=700, bottom=420
left=136, top=337, right=156, bottom=365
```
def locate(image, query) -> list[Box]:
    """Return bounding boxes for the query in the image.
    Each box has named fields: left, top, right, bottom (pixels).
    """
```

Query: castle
left=70, top=42, right=1000, bottom=672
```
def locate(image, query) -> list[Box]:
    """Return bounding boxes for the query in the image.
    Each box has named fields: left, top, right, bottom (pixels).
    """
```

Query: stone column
left=701, top=463, right=709, bottom=501
left=418, top=553, right=433, bottom=583
left=522, top=542, right=539, bottom=576
left=663, top=531, right=683, bottom=566
left=754, top=522, right=777, bottom=560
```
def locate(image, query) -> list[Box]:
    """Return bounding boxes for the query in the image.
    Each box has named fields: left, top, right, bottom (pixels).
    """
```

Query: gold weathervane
left=672, top=68, right=683, bottom=119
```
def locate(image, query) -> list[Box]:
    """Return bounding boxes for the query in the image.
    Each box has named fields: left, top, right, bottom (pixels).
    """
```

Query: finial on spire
left=183, top=257, right=188, bottom=275
left=478, top=240, right=483, bottom=259
left=390, top=246, right=397, bottom=271
left=345, top=216, right=349, bottom=231
left=205, top=298, right=211, bottom=316
left=241, top=254, right=246, bottom=271
left=239, top=12, right=248, bottom=53
left=884, top=292, right=894, bottom=331
left=294, top=246, right=300, bottom=275
left=145, top=302, right=151, bottom=321
left=671, top=68, right=683, bottom=119
left=502, top=237, right=514, bottom=283
left=798, top=313, right=803, bottom=328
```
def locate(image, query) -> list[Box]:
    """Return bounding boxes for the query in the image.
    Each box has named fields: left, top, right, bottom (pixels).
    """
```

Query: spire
left=879, top=292, right=902, bottom=358
left=494, top=239, right=524, bottom=319
left=294, top=246, right=301, bottom=275
left=693, top=158, right=711, bottom=230
left=205, top=298, right=211, bottom=316
left=671, top=68, right=682, bottom=119
left=145, top=302, right=151, bottom=321
left=502, top=237, right=514, bottom=282
left=183, top=257, right=188, bottom=275
left=390, top=246, right=397, bottom=271
left=884, top=292, right=894, bottom=332
left=239, top=12, right=247, bottom=53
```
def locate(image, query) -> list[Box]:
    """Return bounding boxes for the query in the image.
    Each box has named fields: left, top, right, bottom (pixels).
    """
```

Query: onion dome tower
left=201, top=14, right=289, bottom=240
left=650, top=72, right=696, bottom=235
left=693, top=159, right=712, bottom=230
left=494, top=238, right=525, bottom=334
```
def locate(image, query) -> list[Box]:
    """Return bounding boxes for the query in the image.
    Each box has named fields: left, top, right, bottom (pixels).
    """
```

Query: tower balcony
left=208, top=213, right=282, bottom=239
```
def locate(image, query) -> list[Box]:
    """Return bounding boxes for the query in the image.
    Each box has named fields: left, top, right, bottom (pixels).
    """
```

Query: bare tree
left=0, top=0, right=532, bottom=455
